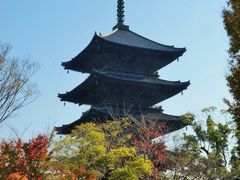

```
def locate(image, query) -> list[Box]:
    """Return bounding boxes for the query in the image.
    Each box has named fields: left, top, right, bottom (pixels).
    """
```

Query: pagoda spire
left=113, top=0, right=129, bottom=31
left=117, top=0, right=125, bottom=24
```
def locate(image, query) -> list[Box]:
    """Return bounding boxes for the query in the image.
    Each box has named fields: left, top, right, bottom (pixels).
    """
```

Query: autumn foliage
left=1, top=112, right=240, bottom=179
left=133, top=122, right=167, bottom=179
left=0, top=119, right=164, bottom=179
left=0, top=134, right=51, bottom=179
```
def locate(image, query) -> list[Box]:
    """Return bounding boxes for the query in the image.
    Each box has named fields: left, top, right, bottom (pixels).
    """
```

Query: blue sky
left=0, top=0, right=230, bottom=140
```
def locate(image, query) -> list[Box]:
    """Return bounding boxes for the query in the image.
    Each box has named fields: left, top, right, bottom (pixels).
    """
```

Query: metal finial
left=113, top=0, right=129, bottom=30
left=117, top=0, right=125, bottom=24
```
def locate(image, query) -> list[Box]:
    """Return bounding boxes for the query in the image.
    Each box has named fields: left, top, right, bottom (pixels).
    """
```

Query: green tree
left=164, top=108, right=236, bottom=180
left=0, top=44, right=38, bottom=124
left=223, top=0, right=240, bottom=158
left=52, top=121, right=153, bottom=179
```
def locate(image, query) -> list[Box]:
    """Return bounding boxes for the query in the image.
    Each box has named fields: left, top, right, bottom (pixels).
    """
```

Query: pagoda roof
left=97, top=70, right=184, bottom=86
left=100, top=29, right=185, bottom=52
left=61, top=29, right=186, bottom=75
left=58, top=70, right=190, bottom=107
left=55, top=105, right=187, bottom=134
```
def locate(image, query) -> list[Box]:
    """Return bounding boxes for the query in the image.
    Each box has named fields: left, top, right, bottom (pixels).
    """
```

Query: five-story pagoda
left=56, top=0, right=190, bottom=134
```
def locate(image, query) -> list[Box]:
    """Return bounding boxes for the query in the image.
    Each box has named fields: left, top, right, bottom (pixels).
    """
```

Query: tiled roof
left=96, top=70, right=190, bottom=86
left=100, top=29, right=185, bottom=52
left=55, top=105, right=186, bottom=134
left=93, top=105, right=181, bottom=122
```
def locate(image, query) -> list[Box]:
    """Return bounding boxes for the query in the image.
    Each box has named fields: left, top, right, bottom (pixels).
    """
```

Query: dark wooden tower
left=56, top=0, right=190, bottom=134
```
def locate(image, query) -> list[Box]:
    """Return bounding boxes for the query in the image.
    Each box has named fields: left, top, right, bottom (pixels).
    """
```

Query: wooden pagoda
left=56, top=0, right=190, bottom=134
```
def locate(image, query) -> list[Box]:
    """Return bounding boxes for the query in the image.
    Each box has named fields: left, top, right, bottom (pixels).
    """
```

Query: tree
left=0, top=118, right=168, bottom=179
left=0, top=43, right=38, bottom=124
left=223, top=0, right=240, bottom=157
left=163, top=107, right=239, bottom=180
left=99, top=115, right=168, bottom=179
left=132, top=120, right=167, bottom=179
left=99, top=117, right=169, bottom=179
left=0, top=134, right=51, bottom=179
left=52, top=121, right=153, bottom=179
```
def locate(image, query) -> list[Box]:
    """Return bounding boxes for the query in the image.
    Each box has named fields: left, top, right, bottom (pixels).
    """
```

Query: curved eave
left=55, top=106, right=187, bottom=135
left=61, top=34, right=97, bottom=73
left=95, top=70, right=190, bottom=86
left=58, top=70, right=190, bottom=105
left=91, top=105, right=176, bottom=121
left=61, top=34, right=186, bottom=74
